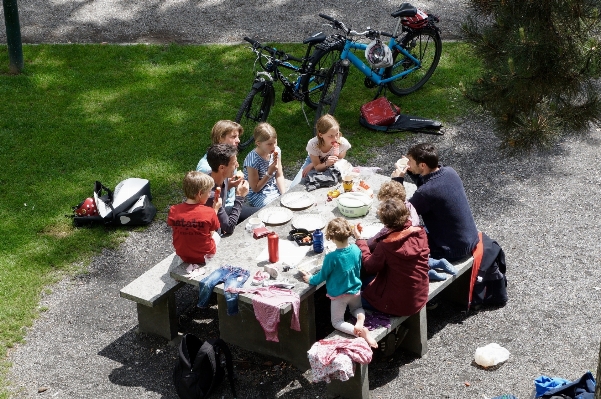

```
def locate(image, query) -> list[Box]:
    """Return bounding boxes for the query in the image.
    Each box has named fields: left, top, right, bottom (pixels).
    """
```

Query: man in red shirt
left=167, top=171, right=221, bottom=264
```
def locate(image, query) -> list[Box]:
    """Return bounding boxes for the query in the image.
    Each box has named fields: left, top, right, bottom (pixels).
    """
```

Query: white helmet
left=365, top=40, right=393, bottom=69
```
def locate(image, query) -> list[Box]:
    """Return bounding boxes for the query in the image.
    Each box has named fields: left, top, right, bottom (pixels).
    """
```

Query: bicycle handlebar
left=319, top=14, right=394, bottom=38
left=243, top=37, right=303, bottom=63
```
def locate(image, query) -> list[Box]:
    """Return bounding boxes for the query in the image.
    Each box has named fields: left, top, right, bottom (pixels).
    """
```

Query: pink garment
left=227, top=286, right=300, bottom=342
left=307, top=337, right=373, bottom=383
left=406, top=200, right=420, bottom=226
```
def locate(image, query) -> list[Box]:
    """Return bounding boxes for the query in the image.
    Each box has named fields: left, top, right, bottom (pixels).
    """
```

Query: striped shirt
left=243, top=145, right=282, bottom=207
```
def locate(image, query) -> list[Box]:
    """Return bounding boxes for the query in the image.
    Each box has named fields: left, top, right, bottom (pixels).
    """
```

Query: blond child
left=243, top=122, right=287, bottom=207
left=167, top=171, right=222, bottom=264
left=290, top=114, right=351, bottom=187
left=301, top=218, right=378, bottom=348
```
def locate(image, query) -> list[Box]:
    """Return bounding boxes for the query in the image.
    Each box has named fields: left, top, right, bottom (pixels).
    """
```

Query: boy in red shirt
left=167, top=171, right=222, bottom=264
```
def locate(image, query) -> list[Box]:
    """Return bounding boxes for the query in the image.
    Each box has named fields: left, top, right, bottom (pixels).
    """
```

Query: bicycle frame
left=340, top=37, right=422, bottom=86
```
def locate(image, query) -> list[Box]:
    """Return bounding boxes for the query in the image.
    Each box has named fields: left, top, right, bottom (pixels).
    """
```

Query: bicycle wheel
left=386, top=28, right=442, bottom=96
left=235, top=85, right=273, bottom=150
left=301, top=44, right=343, bottom=110
left=314, top=62, right=346, bottom=120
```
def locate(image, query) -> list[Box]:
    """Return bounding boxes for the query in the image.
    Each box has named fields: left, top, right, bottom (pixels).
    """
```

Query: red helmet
left=75, top=197, right=99, bottom=217
left=402, top=9, right=429, bottom=29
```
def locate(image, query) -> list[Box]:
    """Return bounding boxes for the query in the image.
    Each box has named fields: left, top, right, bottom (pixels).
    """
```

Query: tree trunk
left=3, top=0, right=24, bottom=74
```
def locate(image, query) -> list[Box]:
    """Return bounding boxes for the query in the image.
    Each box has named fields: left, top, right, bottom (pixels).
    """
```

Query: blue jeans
left=197, top=265, right=250, bottom=315
left=289, top=155, right=312, bottom=189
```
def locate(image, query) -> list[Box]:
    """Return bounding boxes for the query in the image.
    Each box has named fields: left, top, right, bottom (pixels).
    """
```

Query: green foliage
left=463, top=0, right=601, bottom=149
left=0, top=41, right=479, bottom=394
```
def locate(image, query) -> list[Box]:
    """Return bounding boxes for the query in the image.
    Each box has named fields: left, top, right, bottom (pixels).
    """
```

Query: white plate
left=292, top=215, right=327, bottom=232
left=257, top=207, right=293, bottom=225
left=280, top=191, right=315, bottom=210
left=359, top=223, right=385, bottom=239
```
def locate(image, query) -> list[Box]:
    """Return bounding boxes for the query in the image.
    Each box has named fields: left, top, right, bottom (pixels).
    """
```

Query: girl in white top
left=243, top=123, right=287, bottom=207
left=291, top=115, right=351, bottom=186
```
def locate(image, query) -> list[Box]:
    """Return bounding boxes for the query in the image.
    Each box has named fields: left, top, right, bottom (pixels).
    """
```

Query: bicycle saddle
left=303, top=31, right=327, bottom=45
left=391, top=3, right=417, bottom=18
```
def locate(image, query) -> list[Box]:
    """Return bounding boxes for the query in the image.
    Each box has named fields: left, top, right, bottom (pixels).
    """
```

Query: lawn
left=0, top=41, right=481, bottom=396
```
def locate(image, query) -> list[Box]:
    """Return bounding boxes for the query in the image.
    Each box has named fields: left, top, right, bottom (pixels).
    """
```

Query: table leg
left=216, top=293, right=316, bottom=371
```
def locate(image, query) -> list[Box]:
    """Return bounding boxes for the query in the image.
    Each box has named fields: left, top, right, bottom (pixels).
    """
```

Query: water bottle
left=312, top=229, right=324, bottom=253
left=268, top=232, right=279, bottom=263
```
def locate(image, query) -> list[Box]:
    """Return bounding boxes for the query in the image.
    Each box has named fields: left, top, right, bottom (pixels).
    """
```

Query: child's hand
left=301, top=163, right=314, bottom=178
left=325, top=155, right=338, bottom=167
left=212, top=196, right=222, bottom=212
left=301, top=271, right=311, bottom=283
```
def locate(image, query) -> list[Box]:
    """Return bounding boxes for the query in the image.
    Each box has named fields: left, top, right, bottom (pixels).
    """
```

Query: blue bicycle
left=313, top=3, right=442, bottom=118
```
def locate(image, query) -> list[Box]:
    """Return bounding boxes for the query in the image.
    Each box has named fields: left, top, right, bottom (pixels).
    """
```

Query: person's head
left=377, top=199, right=410, bottom=230
left=253, top=123, right=278, bottom=154
left=406, top=143, right=439, bottom=174
left=377, top=180, right=407, bottom=202
left=182, top=171, right=214, bottom=201
left=210, top=120, right=243, bottom=146
left=207, top=143, right=239, bottom=177
left=325, top=217, right=353, bottom=243
left=315, top=114, right=341, bottom=148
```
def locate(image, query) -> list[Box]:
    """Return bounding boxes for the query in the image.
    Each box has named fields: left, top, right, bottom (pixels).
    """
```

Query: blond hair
left=253, top=122, right=277, bottom=143
left=210, top=120, right=243, bottom=144
left=182, top=171, right=214, bottom=199
left=325, top=217, right=353, bottom=242
left=315, top=114, right=341, bottom=147
left=378, top=180, right=407, bottom=202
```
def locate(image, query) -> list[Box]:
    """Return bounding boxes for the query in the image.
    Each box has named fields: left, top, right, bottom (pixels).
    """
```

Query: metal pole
left=3, top=0, right=24, bottom=74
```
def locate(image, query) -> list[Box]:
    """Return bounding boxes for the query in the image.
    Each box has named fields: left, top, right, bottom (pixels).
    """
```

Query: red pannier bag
left=360, top=97, right=400, bottom=126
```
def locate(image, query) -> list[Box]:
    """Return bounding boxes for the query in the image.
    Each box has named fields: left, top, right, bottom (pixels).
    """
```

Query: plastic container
left=312, top=229, right=324, bottom=253
left=268, top=232, right=279, bottom=263
left=474, top=343, right=510, bottom=367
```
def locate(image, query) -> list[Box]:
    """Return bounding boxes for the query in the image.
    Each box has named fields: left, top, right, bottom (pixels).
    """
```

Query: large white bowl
left=337, top=192, right=373, bottom=218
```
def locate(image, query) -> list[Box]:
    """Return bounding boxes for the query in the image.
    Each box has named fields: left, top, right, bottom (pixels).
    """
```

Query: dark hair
left=407, top=143, right=438, bottom=169
left=377, top=199, right=409, bottom=230
left=207, top=144, right=238, bottom=172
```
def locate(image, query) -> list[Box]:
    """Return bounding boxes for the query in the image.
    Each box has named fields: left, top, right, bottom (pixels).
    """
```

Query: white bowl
left=337, top=192, right=373, bottom=218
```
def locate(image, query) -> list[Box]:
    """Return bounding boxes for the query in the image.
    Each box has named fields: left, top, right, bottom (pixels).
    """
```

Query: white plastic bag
left=474, top=343, right=510, bottom=367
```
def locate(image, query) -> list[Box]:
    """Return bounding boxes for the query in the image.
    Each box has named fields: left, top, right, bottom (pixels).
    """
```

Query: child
left=196, top=120, right=245, bottom=211
left=290, top=114, right=351, bottom=187
left=167, top=171, right=222, bottom=264
left=301, top=217, right=378, bottom=348
left=375, top=180, right=456, bottom=281
left=243, top=123, right=287, bottom=207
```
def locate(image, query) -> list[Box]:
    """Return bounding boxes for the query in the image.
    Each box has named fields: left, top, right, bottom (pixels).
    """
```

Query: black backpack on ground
left=472, top=232, right=508, bottom=307
left=173, top=334, right=237, bottom=399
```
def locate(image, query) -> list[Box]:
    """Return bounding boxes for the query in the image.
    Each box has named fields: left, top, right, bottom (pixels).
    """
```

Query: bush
left=462, top=0, right=601, bottom=149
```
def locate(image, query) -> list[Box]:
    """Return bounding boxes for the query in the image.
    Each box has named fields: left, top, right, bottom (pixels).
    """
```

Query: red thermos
left=268, top=232, right=279, bottom=263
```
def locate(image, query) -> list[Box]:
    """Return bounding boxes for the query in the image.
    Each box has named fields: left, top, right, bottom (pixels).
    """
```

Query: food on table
left=327, top=189, right=340, bottom=198
left=359, top=180, right=370, bottom=190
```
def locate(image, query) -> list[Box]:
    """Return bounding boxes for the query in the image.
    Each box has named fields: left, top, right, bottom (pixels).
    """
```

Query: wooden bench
left=324, top=256, right=474, bottom=399
left=119, top=252, right=185, bottom=340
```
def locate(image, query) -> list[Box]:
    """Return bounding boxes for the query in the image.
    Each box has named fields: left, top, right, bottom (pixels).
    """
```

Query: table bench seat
left=324, top=256, right=474, bottom=399
left=119, top=252, right=184, bottom=340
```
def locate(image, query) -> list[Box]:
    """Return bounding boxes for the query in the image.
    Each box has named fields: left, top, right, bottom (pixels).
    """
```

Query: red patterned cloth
left=307, top=337, right=373, bottom=383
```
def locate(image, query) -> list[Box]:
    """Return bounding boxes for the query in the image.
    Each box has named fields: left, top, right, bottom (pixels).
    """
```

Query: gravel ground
left=5, top=0, right=601, bottom=398
left=0, top=0, right=468, bottom=44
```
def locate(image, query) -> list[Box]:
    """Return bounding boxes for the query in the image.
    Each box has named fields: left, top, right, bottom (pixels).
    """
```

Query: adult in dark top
left=392, top=143, right=479, bottom=262
left=205, top=144, right=257, bottom=235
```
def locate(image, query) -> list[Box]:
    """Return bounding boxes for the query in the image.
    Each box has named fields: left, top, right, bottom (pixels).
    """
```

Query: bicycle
left=235, top=34, right=342, bottom=150
left=314, top=3, right=442, bottom=119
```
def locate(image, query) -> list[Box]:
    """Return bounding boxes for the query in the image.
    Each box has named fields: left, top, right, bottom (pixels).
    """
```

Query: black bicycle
left=235, top=33, right=341, bottom=149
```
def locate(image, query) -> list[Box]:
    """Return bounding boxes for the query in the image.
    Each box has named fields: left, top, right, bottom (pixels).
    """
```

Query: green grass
left=0, top=41, right=481, bottom=397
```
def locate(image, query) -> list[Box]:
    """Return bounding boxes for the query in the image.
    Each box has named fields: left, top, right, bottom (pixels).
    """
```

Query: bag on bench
left=173, top=334, right=237, bottom=399
left=71, top=178, right=157, bottom=227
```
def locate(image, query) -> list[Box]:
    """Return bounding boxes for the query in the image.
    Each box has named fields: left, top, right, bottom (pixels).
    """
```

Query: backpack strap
left=211, top=339, right=237, bottom=399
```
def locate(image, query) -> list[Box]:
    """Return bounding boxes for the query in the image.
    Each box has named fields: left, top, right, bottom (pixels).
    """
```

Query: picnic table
left=170, top=171, right=410, bottom=370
